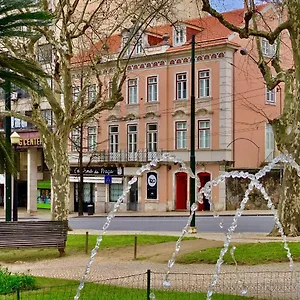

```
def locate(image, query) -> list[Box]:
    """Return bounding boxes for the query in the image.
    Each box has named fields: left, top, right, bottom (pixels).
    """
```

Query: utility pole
left=4, top=80, right=12, bottom=221
left=189, top=35, right=197, bottom=233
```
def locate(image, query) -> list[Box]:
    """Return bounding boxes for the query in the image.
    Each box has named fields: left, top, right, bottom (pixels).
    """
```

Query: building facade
left=68, top=3, right=288, bottom=213
left=0, top=3, right=290, bottom=214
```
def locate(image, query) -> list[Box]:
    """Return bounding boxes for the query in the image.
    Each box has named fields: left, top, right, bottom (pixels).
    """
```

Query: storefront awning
left=69, top=176, right=122, bottom=184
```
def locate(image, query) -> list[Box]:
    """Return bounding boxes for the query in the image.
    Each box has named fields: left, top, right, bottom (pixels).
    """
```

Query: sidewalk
left=0, top=207, right=274, bottom=220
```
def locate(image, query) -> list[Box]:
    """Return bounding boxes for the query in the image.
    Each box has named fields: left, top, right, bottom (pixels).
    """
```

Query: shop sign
left=19, top=138, right=42, bottom=147
left=147, top=172, right=157, bottom=199
left=70, top=166, right=123, bottom=176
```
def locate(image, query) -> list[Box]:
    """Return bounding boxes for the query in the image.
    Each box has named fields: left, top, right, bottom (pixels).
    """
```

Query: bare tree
left=201, top=0, right=300, bottom=236
left=0, top=0, right=182, bottom=221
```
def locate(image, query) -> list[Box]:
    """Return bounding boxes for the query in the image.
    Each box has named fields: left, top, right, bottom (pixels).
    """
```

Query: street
left=69, top=215, right=275, bottom=233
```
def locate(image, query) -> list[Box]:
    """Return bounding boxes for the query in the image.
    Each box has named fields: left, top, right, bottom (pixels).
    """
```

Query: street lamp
left=10, top=131, right=20, bottom=221
left=189, top=35, right=197, bottom=233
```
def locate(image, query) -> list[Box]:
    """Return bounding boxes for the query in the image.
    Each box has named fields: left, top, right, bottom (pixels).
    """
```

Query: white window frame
left=71, top=128, right=80, bottom=152
left=109, top=125, right=119, bottom=153
left=87, top=84, right=96, bottom=104
left=127, top=124, right=138, bottom=153
left=265, top=123, right=275, bottom=162
left=175, top=121, right=187, bottom=149
left=198, top=70, right=210, bottom=98
left=266, top=87, right=276, bottom=104
left=173, top=24, right=186, bottom=46
left=176, top=73, right=187, bottom=100
left=147, top=76, right=158, bottom=102
left=147, top=123, right=158, bottom=152
left=127, top=79, right=138, bottom=104
left=88, top=126, right=97, bottom=151
left=198, top=120, right=211, bottom=149
left=135, top=37, right=143, bottom=54
left=261, top=38, right=277, bottom=57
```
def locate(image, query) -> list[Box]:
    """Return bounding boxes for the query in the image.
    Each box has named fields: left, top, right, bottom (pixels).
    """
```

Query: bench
left=0, top=220, right=68, bottom=256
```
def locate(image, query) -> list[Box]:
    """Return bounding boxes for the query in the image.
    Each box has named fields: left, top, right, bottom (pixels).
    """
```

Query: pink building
left=69, top=4, right=288, bottom=213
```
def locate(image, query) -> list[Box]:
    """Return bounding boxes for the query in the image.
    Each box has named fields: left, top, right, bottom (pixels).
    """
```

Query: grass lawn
left=0, top=234, right=195, bottom=263
left=0, top=277, right=256, bottom=299
left=178, top=242, right=300, bottom=265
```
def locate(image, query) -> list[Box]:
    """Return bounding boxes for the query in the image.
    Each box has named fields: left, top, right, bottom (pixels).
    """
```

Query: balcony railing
left=70, top=150, right=167, bottom=164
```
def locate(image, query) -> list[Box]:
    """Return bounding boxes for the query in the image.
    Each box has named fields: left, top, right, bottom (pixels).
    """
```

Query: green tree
left=201, top=0, right=300, bottom=236
left=2, top=0, right=180, bottom=221
left=0, top=0, right=51, bottom=174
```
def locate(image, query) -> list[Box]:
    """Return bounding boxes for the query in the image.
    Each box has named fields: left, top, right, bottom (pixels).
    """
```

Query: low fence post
left=134, top=236, right=137, bottom=260
left=16, top=288, right=20, bottom=300
left=147, top=269, right=151, bottom=300
left=85, top=231, right=89, bottom=254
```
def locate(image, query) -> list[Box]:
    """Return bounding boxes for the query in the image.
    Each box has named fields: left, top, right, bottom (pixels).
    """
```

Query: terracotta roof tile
left=73, top=4, right=268, bottom=63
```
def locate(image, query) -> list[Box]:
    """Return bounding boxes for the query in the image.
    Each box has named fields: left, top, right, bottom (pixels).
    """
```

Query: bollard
left=146, top=269, right=151, bottom=300
left=85, top=231, right=89, bottom=254
left=134, top=236, right=137, bottom=260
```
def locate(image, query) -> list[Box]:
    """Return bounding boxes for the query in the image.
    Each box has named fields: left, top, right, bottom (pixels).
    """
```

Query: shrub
left=0, top=266, right=36, bottom=294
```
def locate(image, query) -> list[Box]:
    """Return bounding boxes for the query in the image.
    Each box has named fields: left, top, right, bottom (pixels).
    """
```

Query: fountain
left=74, top=152, right=298, bottom=300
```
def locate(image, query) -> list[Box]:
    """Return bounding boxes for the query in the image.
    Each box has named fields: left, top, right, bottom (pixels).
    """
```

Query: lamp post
left=189, top=35, right=197, bottom=233
left=4, top=80, right=12, bottom=221
left=10, top=131, right=20, bottom=222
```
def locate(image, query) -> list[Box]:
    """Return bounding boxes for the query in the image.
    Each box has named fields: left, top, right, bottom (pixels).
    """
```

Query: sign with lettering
left=147, top=172, right=157, bottom=199
left=19, top=138, right=42, bottom=147
left=70, top=166, right=123, bottom=176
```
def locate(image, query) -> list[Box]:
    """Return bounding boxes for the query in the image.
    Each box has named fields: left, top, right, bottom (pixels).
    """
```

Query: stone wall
left=226, top=169, right=281, bottom=210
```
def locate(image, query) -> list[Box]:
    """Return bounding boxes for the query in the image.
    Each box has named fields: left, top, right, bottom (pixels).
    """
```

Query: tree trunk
left=42, top=132, right=70, bottom=221
left=274, top=166, right=300, bottom=236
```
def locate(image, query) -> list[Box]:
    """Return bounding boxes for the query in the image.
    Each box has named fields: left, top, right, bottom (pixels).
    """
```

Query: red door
left=197, top=172, right=211, bottom=211
left=175, top=172, right=187, bottom=210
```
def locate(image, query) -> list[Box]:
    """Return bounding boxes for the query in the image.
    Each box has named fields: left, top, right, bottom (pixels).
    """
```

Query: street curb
left=70, top=213, right=274, bottom=218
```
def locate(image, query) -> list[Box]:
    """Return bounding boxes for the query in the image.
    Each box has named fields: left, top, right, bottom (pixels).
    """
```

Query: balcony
left=68, top=150, right=167, bottom=165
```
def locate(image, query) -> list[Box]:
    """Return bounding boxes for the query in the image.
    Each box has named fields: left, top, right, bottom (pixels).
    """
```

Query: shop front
left=70, top=166, right=124, bottom=213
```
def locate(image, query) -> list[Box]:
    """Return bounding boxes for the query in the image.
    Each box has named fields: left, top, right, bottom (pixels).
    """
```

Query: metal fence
left=1, top=270, right=300, bottom=299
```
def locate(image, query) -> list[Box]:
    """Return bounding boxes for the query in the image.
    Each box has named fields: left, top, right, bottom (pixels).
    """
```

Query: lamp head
left=10, top=132, right=20, bottom=145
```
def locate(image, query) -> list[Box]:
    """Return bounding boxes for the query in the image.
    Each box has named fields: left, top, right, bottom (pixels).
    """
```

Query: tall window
left=109, top=183, right=123, bottom=202
left=147, top=123, right=158, bottom=152
left=175, top=122, right=187, bottom=149
left=72, top=86, right=80, bottom=101
left=122, top=37, right=131, bottom=56
left=41, top=109, right=53, bottom=127
left=147, top=76, right=158, bottom=102
left=127, top=124, right=137, bottom=153
left=128, top=79, right=138, bottom=104
left=265, top=123, right=275, bottom=162
left=11, top=117, right=27, bottom=129
left=109, top=125, right=119, bottom=153
left=71, top=128, right=80, bottom=151
left=135, top=38, right=143, bottom=54
left=87, top=84, right=96, bottom=103
left=37, top=43, right=52, bottom=64
left=261, top=38, right=277, bottom=57
left=199, top=70, right=210, bottom=98
left=176, top=73, right=187, bottom=100
left=88, top=126, right=97, bottom=151
left=198, top=120, right=210, bottom=149
left=266, top=88, right=276, bottom=104
left=173, top=24, right=186, bottom=46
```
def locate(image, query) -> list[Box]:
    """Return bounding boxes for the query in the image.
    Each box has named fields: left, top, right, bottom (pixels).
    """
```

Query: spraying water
left=74, top=152, right=299, bottom=300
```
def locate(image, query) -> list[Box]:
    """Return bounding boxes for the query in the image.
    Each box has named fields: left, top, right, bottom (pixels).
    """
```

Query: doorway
left=175, top=172, right=188, bottom=210
left=197, top=172, right=211, bottom=211
left=128, top=177, right=138, bottom=211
